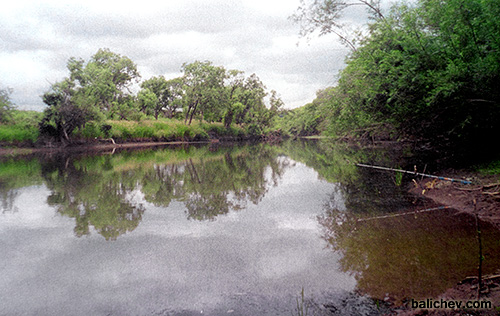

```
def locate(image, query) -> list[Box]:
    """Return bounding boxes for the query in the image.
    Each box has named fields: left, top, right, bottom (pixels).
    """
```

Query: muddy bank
left=0, top=132, right=281, bottom=157
left=0, top=140, right=207, bottom=157
left=0, top=136, right=269, bottom=157
left=387, top=173, right=500, bottom=315
left=408, top=172, right=500, bottom=228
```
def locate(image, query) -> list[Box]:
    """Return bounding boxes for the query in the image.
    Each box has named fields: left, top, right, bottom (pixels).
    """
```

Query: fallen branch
left=483, top=182, right=500, bottom=189
left=482, top=192, right=500, bottom=196
left=457, top=187, right=483, bottom=191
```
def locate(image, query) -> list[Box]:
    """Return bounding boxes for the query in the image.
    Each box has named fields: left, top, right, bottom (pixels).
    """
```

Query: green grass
left=1, top=112, right=259, bottom=145
left=105, top=119, right=253, bottom=142
left=200, top=122, right=246, bottom=137
left=8, top=110, right=43, bottom=126
left=73, top=119, right=243, bottom=142
left=0, top=124, right=39, bottom=142
left=0, top=110, right=42, bottom=143
left=476, top=159, right=500, bottom=175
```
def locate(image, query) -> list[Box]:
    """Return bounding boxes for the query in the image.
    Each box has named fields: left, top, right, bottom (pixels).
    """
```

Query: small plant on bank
left=293, top=288, right=308, bottom=316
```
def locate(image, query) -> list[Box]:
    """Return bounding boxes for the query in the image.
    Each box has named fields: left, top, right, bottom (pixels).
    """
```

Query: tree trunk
left=188, top=100, right=198, bottom=125
left=184, top=105, right=192, bottom=124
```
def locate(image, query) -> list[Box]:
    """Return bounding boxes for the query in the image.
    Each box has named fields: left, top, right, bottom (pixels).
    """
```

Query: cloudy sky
left=0, top=0, right=374, bottom=111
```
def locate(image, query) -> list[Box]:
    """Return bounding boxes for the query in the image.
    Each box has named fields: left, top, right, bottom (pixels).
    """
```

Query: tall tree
left=234, top=74, right=267, bottom=125
left=40, top=79, right=101, bottom=144
left=222, top=69, right=246, bottom=128
left=66, top=48, right=140, bottom=118
left=40, top=48, right=140, bottom=142
left=139, top=76, right=170, bottom=119
left=164, top=77, right=185, bottom=119
left=181, top=61, right=226, bottom=125
left=137, top=88, right=159, bottom=118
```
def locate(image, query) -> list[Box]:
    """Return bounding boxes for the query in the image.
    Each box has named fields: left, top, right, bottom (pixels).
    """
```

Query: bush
left=133, top=125, right=155, bottom=138
left=246, top=123, right=262, bottom=137
left=101, top=124, right=112, bottom=137
left=0, top=124, right=39, bottom=142
left=75, top=121, right=105, bottom=139
left=68, top=119, right=251, bottom=143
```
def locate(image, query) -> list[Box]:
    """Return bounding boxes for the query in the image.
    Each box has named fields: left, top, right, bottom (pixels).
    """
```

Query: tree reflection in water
left=319, top=203, right=500, bottom=304
left=34, top=143, right=288, bottom=239
left=277, top=139, right=500, bottom=304
left=2, top=139, right=500, bottom=307
left=42, top=155, right=146, bottom=241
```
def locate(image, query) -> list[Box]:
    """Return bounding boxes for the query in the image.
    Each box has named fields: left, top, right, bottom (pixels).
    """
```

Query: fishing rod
left=356, top=163, right=473, bottom=185
left=356, top=206, right=449, bottom=222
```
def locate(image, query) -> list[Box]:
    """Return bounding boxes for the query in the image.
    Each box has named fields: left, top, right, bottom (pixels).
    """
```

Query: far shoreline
left=0, top=140, right=217, bottom=157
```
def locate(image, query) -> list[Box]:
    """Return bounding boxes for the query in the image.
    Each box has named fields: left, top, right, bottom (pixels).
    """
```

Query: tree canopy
left=39, top=49, right=283, bottom=143
left=289, top=0, right=500, bottom=153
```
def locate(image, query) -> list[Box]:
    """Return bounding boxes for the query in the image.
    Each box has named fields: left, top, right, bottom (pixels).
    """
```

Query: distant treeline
left=0, top=49, right=284, bottom=145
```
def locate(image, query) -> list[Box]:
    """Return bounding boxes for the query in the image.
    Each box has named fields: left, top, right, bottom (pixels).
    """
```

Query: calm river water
left=1, top=140, right=499, bottom=315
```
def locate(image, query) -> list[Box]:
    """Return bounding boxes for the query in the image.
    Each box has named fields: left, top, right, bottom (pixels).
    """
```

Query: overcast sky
left=1, top=0, right=376, bottom=111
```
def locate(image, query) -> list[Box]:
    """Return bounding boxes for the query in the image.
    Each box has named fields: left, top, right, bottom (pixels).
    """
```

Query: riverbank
left=386, top=172, right=500, bottom=315
left=0, top=140, right=212, bottom=156
left=0, top=136, right=270, bottom=157
left=409, top=171, right=500, bottom=228
left=0, top=116, right=278, bottom=153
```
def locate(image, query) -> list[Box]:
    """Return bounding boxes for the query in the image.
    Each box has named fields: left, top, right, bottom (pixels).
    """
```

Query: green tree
left=64, top=48, right=140, bottom=118
left=0, top=86, right=14, bottom=123
left=164, top=77, right=185, bottom=118
left=137, top=88, right=159, bottom=118
left=181, top=61, right=226, bottom=125
left=222, top=69, right=246, bottom=128
left=233, top=74, right=267, bottom=125
left=139, top=76, right=173, bottom=119
left=293, top=0, right=500, bottom=152
left=266, top=90, right=284, bottom=125
left=114, top=94, right=142, bottom=121
left=40, top=79, right=102, bottom=144
left=40, top=48, right=141, bottom=142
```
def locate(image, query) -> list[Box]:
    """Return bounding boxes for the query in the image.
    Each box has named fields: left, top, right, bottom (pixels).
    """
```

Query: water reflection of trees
left=42, top=157, right=146, bottom=241
left=141, top=146, right=287, bottom=220
left=281, top=138, right=416, bottom=216
left=33, top=144, right=287, bottom=239
left=279, top=139, right=500, bottom=303
left=319, top=205, right=500, bottom=304
left=1, top=190, right=19, bottom=214
left=0, top=158, right=43, bottom=213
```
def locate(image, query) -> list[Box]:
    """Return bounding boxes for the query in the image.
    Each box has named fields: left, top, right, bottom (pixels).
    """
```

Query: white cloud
left=0, top=0, right=382, bottom=110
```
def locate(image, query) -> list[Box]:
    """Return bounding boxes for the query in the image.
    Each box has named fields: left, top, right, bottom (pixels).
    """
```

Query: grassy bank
left=0, top=111, right=265, bottom=147
left=73, top=119, right=250, bottom=143
left=0, top=110, right=42, bottom=143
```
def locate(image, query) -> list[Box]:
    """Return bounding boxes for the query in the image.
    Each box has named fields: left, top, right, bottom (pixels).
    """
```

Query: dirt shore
left=391, top=172, right=500, bottom=315
left=409, top=172, right=500, bottom=228
left=0, top=140, right=213, bottom=157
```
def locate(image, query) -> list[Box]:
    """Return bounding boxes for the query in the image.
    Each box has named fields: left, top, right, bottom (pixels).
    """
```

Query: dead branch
left=483, top=182, right=500, bottom=189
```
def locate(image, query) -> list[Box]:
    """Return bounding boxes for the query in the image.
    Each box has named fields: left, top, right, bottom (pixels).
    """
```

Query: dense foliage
left=0, top=86, right=42, bottom=142
left=289, top=0, right=500, bottom=152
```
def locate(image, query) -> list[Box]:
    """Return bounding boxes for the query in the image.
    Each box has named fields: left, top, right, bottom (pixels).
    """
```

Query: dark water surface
left=1, top=140, right=498, bottom=315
